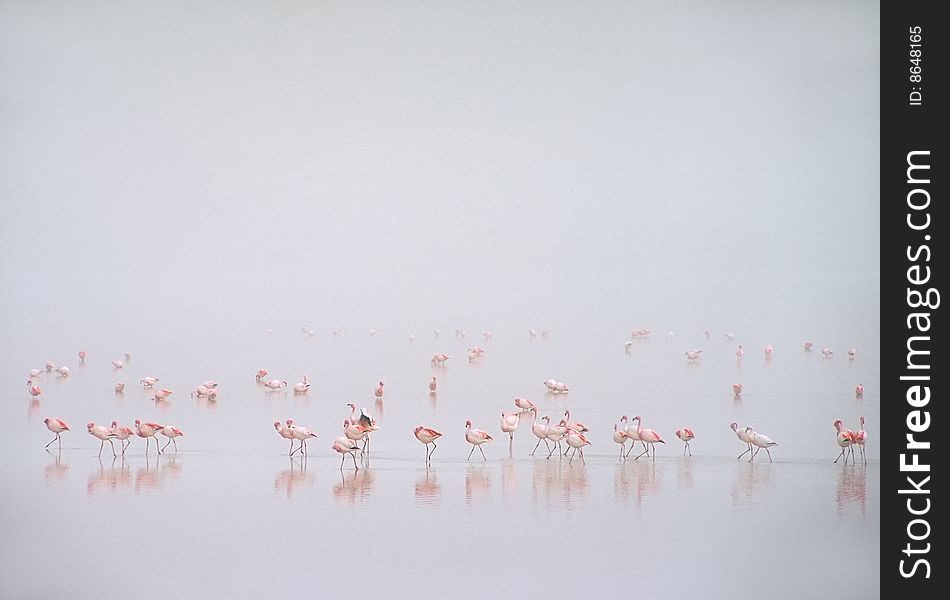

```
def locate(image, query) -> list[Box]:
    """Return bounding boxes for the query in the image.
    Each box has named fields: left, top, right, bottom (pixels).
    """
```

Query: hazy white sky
left=1, top=1, right=879, bottom=347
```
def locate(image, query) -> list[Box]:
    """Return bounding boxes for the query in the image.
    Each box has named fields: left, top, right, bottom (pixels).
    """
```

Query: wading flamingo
left=632, top=416, right=664, bottom=460
left=733, top=383, right=743, bottom=396
left=731, top=422, right=753, bottom=460
left=565, top=429, right=591, bottom=464
left=613, top=423, right=631, bottom=459
left=747, top=427, right=778, bottom=462
left=530, top=411, right=550, bottom=456
left=274, top=421, right=296, bottom=455
left=263, top=379, right=287, bottom=391
left=676, top=427, right=695, bottom=456
left=286, top=419, right=316, bottom=456
left=545, top=420, right=568, bottom=459
left=414, top=425, right=442, bottom=463
left=87, top=422, right=117, bottom=457
left=854, top=416, right=867, bottom=465
left=429, top=377, right=438, bottom=393
left=293, top=376, right=310, bottom=394
left=501, top=412, right=520, bottom=452
left=160, top=425, right=183, bottom=452
left=134, top=419, right=164, bottom=454
left=111, top=421, right=134, bottom=454
left=332, top=437, right=361, bottom=470
left=465, top=420, right=493, bottom=461
left=28, top=381, right=42, bottom=400
left=833, top=419, right=855, bottom=464
left=44, top=418, right=69, bottom=449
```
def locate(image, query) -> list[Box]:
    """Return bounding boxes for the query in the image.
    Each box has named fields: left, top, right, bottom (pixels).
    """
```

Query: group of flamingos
left=33, top=337, right=870, bottom=469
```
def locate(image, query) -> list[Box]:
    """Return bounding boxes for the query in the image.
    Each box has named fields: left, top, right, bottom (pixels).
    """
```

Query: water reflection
left=730, top=462, right=774, bottom=506
left=414, top=468, right=440, bottom=507
left=44, top=449, right=69, bottom=484
left=629, top=460, right=661, bottom=505
left=836, top=465, right=867, bottom=516
left=87, top=456, right=133, bottom=496
left=274, top=456, right=314, bottom=498
left=28, top=399, right=41, bottom=420
left=529, top=459, right=589, bottom=509
left=465, top=465, right=492, bottom=505
left=133, top=454, right=182, bottom=493
left=374, top=399, right=384, bottom=423
left=501, top=461, right=517, bottom=503
left=332, top=469, right=375, bottom=507
left=677, top=457, right=695, bottom=490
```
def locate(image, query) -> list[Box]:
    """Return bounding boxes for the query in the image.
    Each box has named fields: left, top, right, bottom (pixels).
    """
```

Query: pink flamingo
left=746, top=427, right=778, bottom=462
left=255, top=369, right=268, bottom=383
left=675, top=427, right=695, bottom=456
left=764, top=344, right=773, bottom=358
left=501, top=412, right=520, bottom=452
left=343, top=419, right=368, bottom=452
left=45, top=361, right=54, bottom=372
left=428, top=377, right=438, bottom=393
left=414, top=425, right=442, bottom=463
left=545, top=419, right=568, bottom=459
left=111, top=420, right=134, bottom=454
left=736, top=345, right=743, bottom=358
left=733, top=383, right=743, bottom=396
left=153, top=389, right=173, bottom=401
left=622, top=415, right=645, bottom=458
left=562, top=410, right=589, bottom=433
left=262, top=379, right=287, bottom=390
left=114, top=382, right=125, bottom=393
left=78, top=350, right=86, bottom=364
left=821, top=347, right=833, bottom=358
left=565, top=429, right=591, bottom=464
left=431, top=354, right=449, bottom=367
left=111, top=359, right=124, bottom=369
left=685, top=350, right=702, bottom=361
left=346, top=404, right=377, bottom=454
left=140, top=376, right=159, bottom=388
left=332, top=437, right=361, bottom=470
left=613, top=423, right=631, bottom=459
left=530, top=411, right=550, bottom=456
left=375, top=381, right=385, bottom=399
left=27, top=380, right=41, bottom=400
left=286, top=419, right=316, bottom=455
left=848, top=348, right=857, bottom=359
left=833, top=419, right=855, bottom=464
left=632, top=416, right=664, bottom=460
left=44, top=418, right=69, bottom=449
left=803, top=341, right=813, bottom=351
left=855, top=384, right=864, bottom=397
left=854, top=416, right=867, bottom=465
left=274, top=421, right=295, bottom=455
left=160, top=425, right=184, bottom=452
left=730, top=422, right=753, bottom=460
left=135, top=419, right=165, bottom=454
left=54, top=366, right=70, bottom=377
left=87, top=422, right=117, bottom=457
left=293, top=376, right=310, bottom=394
left=514, top=397, right=537, bottom=411
left=464, top=420, right=493, bottom=460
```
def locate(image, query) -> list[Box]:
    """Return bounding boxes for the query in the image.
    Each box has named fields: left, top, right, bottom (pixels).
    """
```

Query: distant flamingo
left=286, top=419, right=316, bottom=455
left=685, top=350, right=702, bottom=361
left=733, top=383, right=743, bottom=396
left=747, top=427, right=778, bottom=462
left=833, top=419, right=855, bottom=464
left=764, top=345, right=773, bottom=358
left=529, top=329, right=539, bottom=339
left=855, top=384, right=864, bottom=397
left=191, top=385, right=217, bottom=398
left=153, top=389, right=173, bottom=401
left=736, top=345, right=743, bottom=358
left=464, top=420, right=493, bottom=461
left=624, top=341, right=633, bottom=353
left=134, top=419, right=164, bottom=454
left=431, top=353, right=449, bottom=367
left=631, top=329, right=650, bottom=338
left=483, top=331, right=493, bottom=340
left=124, top=352, right=132, bottom=361
left=78, top=350, right=86, bottom=364
left=854, top=416, right=867, bottom=465
left=332, top=437, right=361, bottom=470
left=553, top=381, right=569, bottom=394
left=821, top=347, right=833, bottom=358
left=140, top=376, right=159, bottom=388
left=563, top=410, right=589, bottom=433
left=621, top=415, right=645, bottom=458
left=375, top=381, right=385, bottom=399
left=30, top=369, right=42, bottom=378
left=530, top=412, right=550, bottom=456
left=55, top=366, right=69, bottom=377
left=724, top=333, right=735, bottom=340
left=293, top=376, right=310, bottom=394
left=87, top=422, right=117, bottom=457
left=565, top=429, right=591, bottom=464
left=255, top=369, right=268, bottom=383
left=263, top=379, right=287, bottom=390
left=632, top=416, right=664, bottom=460
left=27, top=380, right=41, bottom=400
left=111, top=360, right=124, bottom=369
left=44, top=418, right=69, bottom=449
left=514, top=397, right=537, bottom=411
left=114, top=382, right=125, bottom=393
left=613, top=423, right=630, bottom=459
left=730, top=422, right=754, bottom=460
left=111, top=421, right=133, bottom=454
left=543, top=379, right=557, bottom=392
left=274, top=421, right=295, bottom=455
left=160, top=426, right=184, bottom=452
left=500, top=412, right=520, bottom=451
left=414, top=425, right=442, bottom=463
left=202, top=381, right=219, bottom=389
left=675, top=428, right=695, bottom=456
left=45, top=361, right=54, bottom=372
left=428, top=377, right=438, bottom=393
left=848, top=348, right=857, bottom=359
left=545, top=420, right=568, bottom=459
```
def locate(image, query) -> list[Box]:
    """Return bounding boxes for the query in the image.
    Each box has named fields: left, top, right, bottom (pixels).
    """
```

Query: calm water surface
left=1, top=326, right=878, bottom=599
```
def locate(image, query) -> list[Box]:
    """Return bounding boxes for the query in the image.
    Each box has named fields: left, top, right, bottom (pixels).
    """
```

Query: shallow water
left=1, top=327, right=878, bottom=599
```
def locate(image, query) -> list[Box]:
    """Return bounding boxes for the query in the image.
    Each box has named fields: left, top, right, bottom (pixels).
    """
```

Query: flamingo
left=553, top=381, right=569, bottom=394
left=730, top=422, right=754, bottom=460
left=160, top=426, right=184, bottom=452
left=464, top=420, right=493, bottom=461
left=855, top=384, right=865, bottom=397
left=736, top=345, right=743, bottom=358
left=191, top=385, right=217, bottom=398
left=565, top=429, right=591, bottom=464
left=293, top=376, right=310, bottom=394
left=110, top=420, right=134, bottom=454
left=55, top=366, right=70, bottom=377
left=408, top=334, right=416, bottom=343
left=202, top=381, right=219, bottom=389
left=286, top=419, right=316, bottom=455
left=562, top=410, right=588, bottom=433
left=140, top=376, right=159, bottom=388
left=803, top=341, right=813, bottom=351
left=833, top=419, right=855, bottom=464
left=675, top=427, right=695, bottom=456
left=747, top=427, right=778, bottom=462
left=30, top=369, right=42, bottom=378
left=854, top=416, right=868, bottom=465
left=514, top=397, right=537, bottom=412
left=685, top=350, right=702, bottom=361
left=414, top=425, right=442, bottom=463
left=87, top=422, right=117, bottom=457
left=78, top=350, right=86, bottom=364
left=255, top=369, right=268, bottom=383
left=124, top=352, right=132, bottom=361
left=631, top=329, right=650, bottom=338
left=543, top=379, right=557, bottom=392
left=624, top=341, right=633, bottom=353
left=848, top=348, right=857, bottom=359
left=613, top=423, right=631, bottom=459
left=343, top=419, right=368, bottom=451
left=114, top=382, right=125, bottom=393
left=764, top=345, right=773, bottom=358
left=483, top=331, right=493, bottom=340
left=332, top=437, right=361, bottom=470
left=821, top=347, right=833, bottom=358
left=632, top=416, right=664, bottom=460
left=545, top=420, right=569, bottom=459
left=530, top=411, right=550, bottom=456
left=529, top=329, right=539, bottom=339
left=274, top=421, right=296, bottom=455
left=733, top=383, right=743, bottom=396
left=44, top=418, right=69, bottom=449
left=350, top=405, right=377, bottom=454
left=375, top=381, right=384, bottom=399
left=45, top=361, right=55, bottom=372
left=501, top=412, right=520, bottom=451
left=428, top=377, right=438, bottom=393
left=111, top=360, right=124, bottom=369
left=27, top=380, right=42, bottom=400
left=134, top=419, right=164, bottom=454
left=622, top=415, right=645, bottom=458
left=431, top=353, right=449, bottom=367
left=724, top=332, right=735, bottom=340
left=153, top=389, right=173, bottom=401
left=263, top=380, right=287, bottom=391
left=467, top=348, right=478, bottom=362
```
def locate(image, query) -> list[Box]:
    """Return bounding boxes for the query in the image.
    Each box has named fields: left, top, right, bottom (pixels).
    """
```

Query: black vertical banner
left=882, top=1, right=945, bottom=594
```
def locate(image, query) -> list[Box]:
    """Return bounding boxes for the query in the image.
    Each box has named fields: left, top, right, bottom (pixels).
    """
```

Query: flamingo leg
left=352, top=452, right=359, bottom=471
left=683, top=444, right=687, bottom=456
left=340, top=453, right=345, bottom=470
left=45, top=435, right=58, bottom=449
left=430, top=442, right=437, bottom=460
left=569, top=448, right=575, bottom=464
left=162, top=439, right=170, bottom=451
left=173, top=439, right=178, bottom=452
left=737, top=444, right=750, bottom=460
left=834, top=448, right=845, bottom=463
left=620, top=443, right=625, bottom=460
left=110, top=440, right=116, bottom=457
left=766, top=448, right=773, bottom=463
left=98, top=440, right=104, bottom=457
left=468, top=445, right=476, bottom=461
left=687, top=441, right=692, bottom=457
left=580, top=448, right=586, bottom=464
left=546, top=442, right=556, bottom=459
left=532, top=438, right=542, bottom=456
left=478, top=445, right=487, bottom=461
